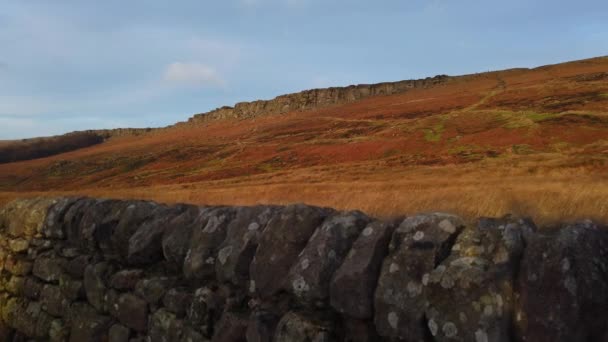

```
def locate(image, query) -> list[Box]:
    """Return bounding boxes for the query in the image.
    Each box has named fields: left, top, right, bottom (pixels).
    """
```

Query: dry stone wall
left=0, top=197, right=607, bottom=342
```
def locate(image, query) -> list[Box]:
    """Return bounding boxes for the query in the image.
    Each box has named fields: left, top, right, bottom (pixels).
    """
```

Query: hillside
left=1, top=56, right=608, bottom=223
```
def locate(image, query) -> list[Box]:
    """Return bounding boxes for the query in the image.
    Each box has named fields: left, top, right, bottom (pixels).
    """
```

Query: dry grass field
left=1, top=56, right=608, bottom=225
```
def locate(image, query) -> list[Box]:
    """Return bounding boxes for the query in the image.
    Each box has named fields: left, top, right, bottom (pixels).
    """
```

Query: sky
left=0, top=1, right=607, bottom=139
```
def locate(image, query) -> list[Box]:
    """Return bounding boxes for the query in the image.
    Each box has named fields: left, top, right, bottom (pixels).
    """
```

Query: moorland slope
left=1, top=56, right=608, bottom=223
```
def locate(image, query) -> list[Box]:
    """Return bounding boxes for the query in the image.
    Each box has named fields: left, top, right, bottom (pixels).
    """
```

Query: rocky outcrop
left=184, top=75, right=449, bottom=123
left=2, top=76, right=448, bottom=164
left=0, top=197, right=607, bottom=341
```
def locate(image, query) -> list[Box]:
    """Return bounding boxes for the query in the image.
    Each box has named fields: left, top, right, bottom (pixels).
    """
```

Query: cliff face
left=185, top=75, right=449, bottom=123
left=1, top=197, right=607, bottom=341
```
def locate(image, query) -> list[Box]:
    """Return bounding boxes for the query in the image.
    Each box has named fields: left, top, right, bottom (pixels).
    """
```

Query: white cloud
left=163, top=62, right=226, bottom=87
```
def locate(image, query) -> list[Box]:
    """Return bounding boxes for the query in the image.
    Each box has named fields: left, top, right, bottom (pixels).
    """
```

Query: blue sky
left=1, top=0, right=607, bottom=139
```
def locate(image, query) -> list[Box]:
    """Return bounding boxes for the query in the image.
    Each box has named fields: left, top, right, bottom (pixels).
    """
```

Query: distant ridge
left=181, top=74, right=450, bottom=124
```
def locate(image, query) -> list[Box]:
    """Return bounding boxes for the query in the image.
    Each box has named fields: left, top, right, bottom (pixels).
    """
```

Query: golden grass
left=3, top=154, right=607, bottom=227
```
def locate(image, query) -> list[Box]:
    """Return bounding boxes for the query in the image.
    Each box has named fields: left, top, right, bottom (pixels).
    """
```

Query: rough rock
left=40, top=284, right=71, bottom=317
left=424, top=215, right=533, bottom=342
left=186, top=75, right=449, bottom=124
left=374, top=213, right=464, bottom=340
left=127, top=206, right=188, bottom=265
left=135, top=276, right=176, bottom=305
left=161, top=206, right=205, bottom=270
left=109, top=293, right=149, bottom=332
left=516, top=220, right=608, bottom=342
left=287, top=211, right=370, bottom=305
left=273, top=311, right=336, bottom=342
left=32, top=254, right=65, bottom=282
left=68, top=302, right=112, bottom=342
left=216, top=206, right=279, bottom=287
left=246, top=310, right=280, bottom=342
left=0, top=198, right=57, bottom=238
left=250, top=204, right=331, bottom=298
left=110, top=269, right=144, bottom=290
left=211, top=311, right=248, bottom=342
left=108, top=323, right=131, bottom=342
left=83, top=262, right=113, bottom=312
left=183, top=207, right=235, bottom=280
left=162, top=287, right=192, bottom=317
left=288, top=211, right=370, bottom=304
left=330, top=220, right=396, bottom=319
left=148, top=308, right=184, bottom=342
left=43, top=197, right=80, bottom=239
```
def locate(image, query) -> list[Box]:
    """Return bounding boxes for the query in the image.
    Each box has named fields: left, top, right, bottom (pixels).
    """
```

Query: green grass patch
left=423, top=122, right=445, bottom=142
left=525, top=111, right=553, bottom=122
left=497, top=110, right=555, bottom=129
left=512, top=144, right=535, bottom=155
left=600, top=93, right=608, bottom=99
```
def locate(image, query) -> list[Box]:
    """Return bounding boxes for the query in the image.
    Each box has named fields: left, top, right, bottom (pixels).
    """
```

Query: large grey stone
left=424, top=215, right=532, bottom=342
left=183, top=207, right=235, bottom=280
left=516, top=221, right=608, bottom=342
left=286, top=211, right=370, bottom=305
left=250, top=204, right=331, bottom=299
left=216, top=206, right=279, bottom=287
left=330, top=220, right=396, bottom=319
left=374, top=213, right=464, bottom=340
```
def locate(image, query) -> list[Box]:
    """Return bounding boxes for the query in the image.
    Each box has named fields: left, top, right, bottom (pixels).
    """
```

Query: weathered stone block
left=330, top=220, right=396, bottom=319
left=109, top=293, right=149, bottom=332
left=183, top=207, right=235, bottom=280
left=424, top=215, right=532, bottom=342
left=250, top=204, right=331, bottom=299
left=516, top=221, right=608, bottom=342
left=374, top=213, right=464, bottom=340
left=286, top=211, right=370, bottom=305
left=216, top=206, right=279, bottom=287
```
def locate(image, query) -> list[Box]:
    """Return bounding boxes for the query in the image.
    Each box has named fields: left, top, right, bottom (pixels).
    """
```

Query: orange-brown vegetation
left=1, top=56, right=608, bottom=225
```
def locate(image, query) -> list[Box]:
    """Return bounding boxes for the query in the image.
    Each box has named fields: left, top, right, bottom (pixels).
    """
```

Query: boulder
left=108, top=323, right=131, bottom=342
left=516, top=221, right=608, bottom=341
left=162, top=287, right=193, bottom=317
left=374, top=213, right=464, bottom=340
left=135, top=276, right=176, bottom=305
left=43, top=197, right=80, bottom=239
left=32, top=253, right=65, bottom=282
left=110, top=269, right=144, bottom=290
left=183, top=207, right=235, bottom=280
left=68, top=302, right=112, bottom=342
left=250, top=204, right=331, bottom=298
left=424, top=215, right=532, bottom=342
left=273, top=311, right=336, bottom=342
left=84, top=262, right=112, bottom=312
left=161, top=206, right=206, bottom=270
left=110, top=200, right=165, bottom=259
left=330, top=220, right=396, bottom=319
left=246, top=310, right=280, bottom=342
left=211, top=311, right=248, bottom=342
left=148, top=308, right=185, bottom=342
left=40, top=284, right=71, bottom=317
left=127, top=206, right=187, bottom=265
left=109, top=293, right=149, bottom=332
left=216, top=206, right=280, bottom=287
left=287, top=211, right=370, bottom=305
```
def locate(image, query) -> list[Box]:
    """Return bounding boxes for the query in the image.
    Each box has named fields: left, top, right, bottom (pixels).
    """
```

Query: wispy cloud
left=163, top=62, right=226, bottom=87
